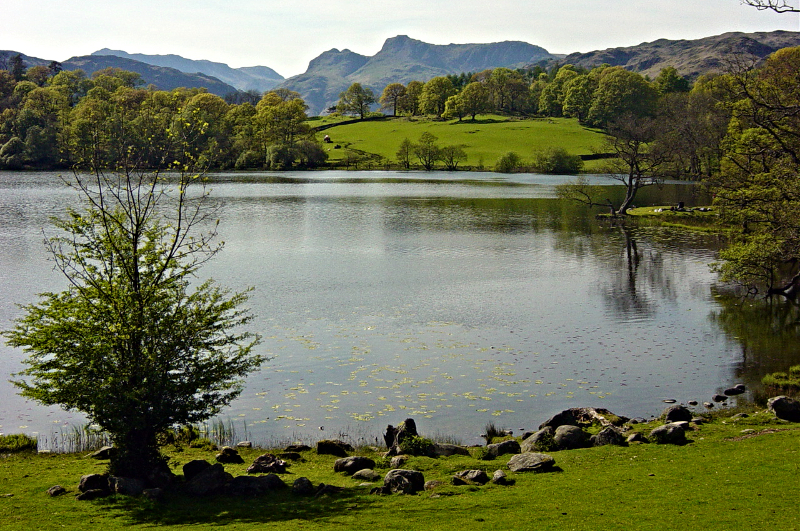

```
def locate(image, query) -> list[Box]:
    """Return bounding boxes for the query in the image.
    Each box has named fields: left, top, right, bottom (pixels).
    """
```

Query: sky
left=3, top=0, right=798, bottom=78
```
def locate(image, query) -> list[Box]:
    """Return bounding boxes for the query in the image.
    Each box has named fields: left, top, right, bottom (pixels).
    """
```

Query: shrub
left=495, top=151, right=522, bottom=173
left=0, top=433, right=37, bottom=453
left=235, top=150, right=263, bottom=169
left=398, top=435, right=434, bottom=456
left=530, top=147, right=584, bottom=174
left=762, top=365, right=800, bottom=396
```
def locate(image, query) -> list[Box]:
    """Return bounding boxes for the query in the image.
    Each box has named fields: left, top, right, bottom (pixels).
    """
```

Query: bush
left=530, top=147, right=584, bottom=174
left=398, top=435, right=434, bottom=456
left=0, top=433, right=37, bottom=453
left=495, top=151, right=522, bottom=173
left=763, top=365, right=800, bottom=396
left=234, top=150, right=263, bottom=170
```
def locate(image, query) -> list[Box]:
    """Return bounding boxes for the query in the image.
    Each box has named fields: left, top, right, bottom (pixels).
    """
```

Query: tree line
left=0, top=56, right=325, bottom=171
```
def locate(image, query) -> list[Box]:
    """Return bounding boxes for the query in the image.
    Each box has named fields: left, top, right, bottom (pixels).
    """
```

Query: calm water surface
left=1, top=171, right=797, bottom=446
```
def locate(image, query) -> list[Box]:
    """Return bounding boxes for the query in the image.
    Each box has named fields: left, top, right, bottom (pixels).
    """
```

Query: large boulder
left=539, top=407, right=628, bottom=430
left=521, top=426, right=556, bottom=453
left=383, top=469, right=425, bottom=494
left=316, top=439, right=353, bottom=457
left=590, top=426, right=627, bottom=447
left=89, top=446, right=116, bottom=460
left=183, top=459, right=212, bottom=482
left=215, top=446, right=245, bottom=464
left=292, top=477, right=315, bottom=496
left=432, top=443, right=470, bottom=457
left=486, top=439, right=521, bottom=457
left=246, top=454, right=289, bottom=474
left=352, top=469, right=381, bottom=481
left=110, top=476, right=145, bottom=497
left=768, top=395, right=800, bottom=422
left=78, top=474, right=109, bottom=493
left=224, top=474, right=285, bottom=496
left=649, top=423, right=687, bottom=445
left=453, top=470, right=489, bottom=485
left=662, top=405, right=693, bottom=423
left=186, top=464, right=233, bottom=497
left=334, top=456, right=376, bottom=475
left=384, top=418, right=420, bottom=455
left=507, top=452, right=555, bottom=473
left=554, top=425, right=588, bottom=450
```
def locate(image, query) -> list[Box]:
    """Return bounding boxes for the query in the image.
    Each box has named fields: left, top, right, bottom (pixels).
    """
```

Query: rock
left=316, top=439, right=353, bottom=457
left=539, top=407, right=628, bottom=430
left=384, top=469, right=425, bottom=494
left=47, top=485, right=66, bottom=497
left=142, top=488, right=163, bottom=501
left=731, top=413, right=749, bottom=420
left=183, top=459, right=212, bottom=482
left=663, top=399, right=677, bottom=403
left=384, top=418, right=419, bottom=455
left=75, top=489, right=110, bottom=501
left=554, top=425, right=588, bottom=450
left=453, top=470, right=489, bottom=485
left=662, top=405, right=693, bottom=423
left=385, top=474, right=414, bottom=494
left=486, top=439, right=521, bottom=457
left=285, top=444, right=312, bottom=452
left=110, top=476, right=145, bottom=497
left=712, top=394, right=728, bottom=403
left=390, top=455, right=408, bottom=468
left=451, top=476, right=469, bottom=486
left=649, top=423, right=687, bottom=445
left=334, top=456, right=376, bottom=475
left=521, top=426, right=555, bottom=453
left=724, top=387, right=745, bottom=396
left=216, top=446, right=245, bottom=464
left=352, top=469, right=381, bottom=481
left=424, top=480, right=445, bottom=490
left=186, top=463, right=233, bottom=497
left=259, top=473, right=287, bottom=490
left=315, top=483, right=345, bottom=498
left=688, top=400, right=699, bottom=406
left=507, top=452, right=555, bottom=473
left=491, top=469, right=514, bottom=485
left=292, top=477, right=315, bottom=496
left=246, top=453, right=289, bottom=474
left=89, top=446, right=116, bottom=460
left=78, top=474, right=109, bottom=493
left=236, top=441, right=253, bottom=448
left=703, top=402, right=714, bottom=409
left=768, top=395, right=800, bottom=422
left=626, top=432, right=648, bottom=444
left=591, top=426, right=627, bottom=447
left=691, top=417, right=705, bottom=425
left=432, top=443, right=470, bottom=457
left=734, top=383, right=746, bottom=392
left=147, top=463, right=175, bottom=489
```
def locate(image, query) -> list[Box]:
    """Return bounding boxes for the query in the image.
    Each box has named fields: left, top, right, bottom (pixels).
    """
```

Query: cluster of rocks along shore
left=53, top=393, right=800, bottom=501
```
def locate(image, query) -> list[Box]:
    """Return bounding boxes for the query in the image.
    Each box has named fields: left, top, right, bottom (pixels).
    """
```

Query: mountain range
left=3, top=30, right=798, bottom=114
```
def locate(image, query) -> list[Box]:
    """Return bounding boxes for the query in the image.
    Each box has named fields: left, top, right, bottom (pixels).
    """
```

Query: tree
left=586, top=67, right=657, bottom=127
left=459, top=82, right=490, bottom=120
left=742, top=0, right=799, bottom=12
left=419, top=77, right=455, bottom=117
left=710, top=47, right=800, bottom=298
left=337, top=82, right=376, bottom=119
left=379, top=83, right=406, bottom=117
left=413, top=132, right=441, bottom=170
left=442, top=94, right=466, bottom=121
left=398, top=80, right=423, bottom=116
left=654, top=66, right=690, bottom=95
left=4, top=132, right=262, bottom=482
left=440, top=145, right=467, bottom=170
left=396, top=137, right=413, bottom=169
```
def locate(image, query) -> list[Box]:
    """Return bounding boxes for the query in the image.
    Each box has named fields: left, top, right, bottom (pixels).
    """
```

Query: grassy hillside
left=311, top=115, right=609, bottom=171
left=1, top=407, right=799, bottom=530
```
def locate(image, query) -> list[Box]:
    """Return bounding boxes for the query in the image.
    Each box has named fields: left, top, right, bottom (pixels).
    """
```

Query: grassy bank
left=2, top=407, right=799, bottom=530
left=309, top=115, right=609, bottom=172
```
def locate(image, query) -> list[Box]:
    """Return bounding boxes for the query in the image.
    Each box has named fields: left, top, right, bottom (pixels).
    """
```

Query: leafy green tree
left=398, top=80, right=423, bottom=116
left=379, top=83, right=406, bottom=117
left=337, top=82, right=376, bottom=119
left=530, top=147, right=584, bottom=174
left=4, top=144, right=262, bottom=481
left=562, top=74, right=596, bottom=123
left=459, top=81, right=490, bottom=120
left=419, top=77, right=455, bottom=117
left=587, top=68, right=657, bottom=127
left=495, top=151, right=522, bottom=173
left=9, top=53, right=25, bottom=82
left=654, top=66, right=690, bottom=95
left=396, top=137, right=413, bottom=169
left=440, top=144, right=467, bottom=170
left=442, top=94, right=466, bottom=121
left=413, top=132, right=440, bottom=170
left=710, top=47, right=800, bottom=298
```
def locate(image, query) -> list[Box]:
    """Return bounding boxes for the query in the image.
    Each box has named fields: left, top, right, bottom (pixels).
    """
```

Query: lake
left=1, top=170, right=798, bottom=446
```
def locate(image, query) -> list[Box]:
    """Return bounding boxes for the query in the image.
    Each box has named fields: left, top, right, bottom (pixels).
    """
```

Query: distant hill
left=61, top=55, right=238, bottom=96
left=280, top=35, right=556, bottom=115
left=92, top=49, right=284, bottom=93
left=559, top=30, right=799, bottom=80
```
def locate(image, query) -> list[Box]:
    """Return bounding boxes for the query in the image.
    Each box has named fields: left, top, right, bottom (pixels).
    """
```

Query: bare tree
left=742, top=0, right=799, bottom=13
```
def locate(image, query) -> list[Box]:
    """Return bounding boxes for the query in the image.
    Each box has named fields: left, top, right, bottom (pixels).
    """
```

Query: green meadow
left=2, top=407, right=799, bottom=530
left=310, top=115, right=609, bottom=171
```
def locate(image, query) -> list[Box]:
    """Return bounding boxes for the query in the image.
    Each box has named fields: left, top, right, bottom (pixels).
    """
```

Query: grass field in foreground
left=1, top=407, right=799, bottom=530
left=310, top=115, right=609, bottom=171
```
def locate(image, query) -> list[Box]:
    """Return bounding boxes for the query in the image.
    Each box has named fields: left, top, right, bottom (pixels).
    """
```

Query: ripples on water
left=1, top=170, right=790, bottom=446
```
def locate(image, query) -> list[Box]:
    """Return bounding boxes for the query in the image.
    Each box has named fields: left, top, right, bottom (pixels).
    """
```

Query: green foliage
left=337, top=83, right=377, bottom=120
left=530, top=146, right=584, bottom=174
left=0, top=433, right=37, bottom=453
left=397, top=435, right=434, bottom=456
left=494, top=151, right=522, bottom=173
left=762, top=365, right=800, bottom=395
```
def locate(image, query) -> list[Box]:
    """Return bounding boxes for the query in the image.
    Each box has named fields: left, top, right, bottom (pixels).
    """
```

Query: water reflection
left=0, top=170, right=789, bottom=444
